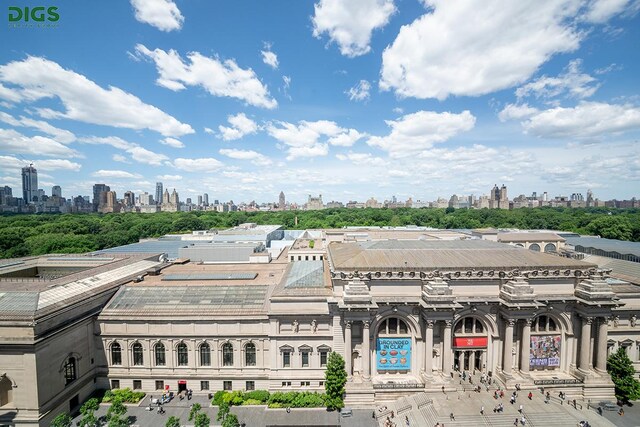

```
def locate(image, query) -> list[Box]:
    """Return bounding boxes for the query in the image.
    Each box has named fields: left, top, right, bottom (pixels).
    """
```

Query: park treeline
left=0, top=207, right=639, bottom=259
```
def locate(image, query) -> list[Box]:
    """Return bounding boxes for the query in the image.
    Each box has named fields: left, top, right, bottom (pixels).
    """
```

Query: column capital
left=505, top=318, right=515, bottom=327
left=345, top=320, right=352, bottom=329
left=444, top=320, right=452, bottom=328
left=583, top=316, right=594, bottom=325
left=524, top=318, right=533, bottom=326
left=426, top=320, right=435, bottom=329
left=362, top=320, right=370, bottom=329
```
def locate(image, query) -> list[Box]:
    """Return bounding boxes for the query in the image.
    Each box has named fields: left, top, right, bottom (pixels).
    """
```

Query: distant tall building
left=155, top=182, right=163, bottom=206
left=124, top=191, right=135, bottom=207
left=22, top=164, right=38, bottom=204
left=203, top=193, right=209, bottom=206
left=279, top=191, right=285, bottom=208
left=0, top=186, right=12, bottom=205
left=51, top=185, right=62, bottom=198
left=586, top=189, right=594, bottom=207
left=93, top=184, right=110, bottom=211
left=139, top=192, right=153, bottom=205
left=197, top=195, right=203, bottom=206
left=306, top=194, right=324, bottom=210
left=170, top=189, right=179, bottom=205
left=500, top=184, right=508, bottom=204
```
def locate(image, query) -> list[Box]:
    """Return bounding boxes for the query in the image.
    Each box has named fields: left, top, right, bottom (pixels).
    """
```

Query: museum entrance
left=453, top=316, right=488, bottom=372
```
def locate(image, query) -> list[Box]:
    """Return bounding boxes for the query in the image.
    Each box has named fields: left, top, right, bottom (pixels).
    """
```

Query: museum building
left=1, top=228, right=637, bottom=426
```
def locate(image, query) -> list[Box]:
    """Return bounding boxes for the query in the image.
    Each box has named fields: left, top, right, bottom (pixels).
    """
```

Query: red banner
left=454, top=337, right=488, bottom=348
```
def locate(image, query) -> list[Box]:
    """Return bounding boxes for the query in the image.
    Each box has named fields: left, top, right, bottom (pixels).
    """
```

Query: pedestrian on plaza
left=528, top=392, right=532, bottom=400
left=618, top=407, right=624, bottom=416
left=519, top=404, right=523, bottom=413
left=514, top=418, right=519, bottom=426
left=480, top=406, right=484, bottom=415
left=521, top=416, right=526, bottom=425
left=405, top=415, right=410, bottom=426
left=391, top=410, right=394, bottom=418
left=286, top=407, right=291, bottom=413
left=450, top=412, right=455, bottom=421
left=573, top=399, right=577, bottom=408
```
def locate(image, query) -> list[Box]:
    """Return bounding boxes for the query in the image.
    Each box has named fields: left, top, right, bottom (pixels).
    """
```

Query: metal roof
left=161, top=272, right=257, bottom=281
left=498, top=233, right=565, bottom=242
left=104, top=285, right=268, bottom=314
left=285, top=261, right=324, bottom=288
left=583, top=254, right=640, bottom=284
left=94, top=239, right=193, bottom=259
left=0, top=292, right=38, bottom=313
left=566, top=236, right=640, bottom=258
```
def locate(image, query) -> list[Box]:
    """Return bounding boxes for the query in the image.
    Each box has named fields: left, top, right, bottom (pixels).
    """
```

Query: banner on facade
left=530, top=335, right=561, bottom=368
left=453, top=337, right=488, bottom=348
left=376, top=338, right=411, bottom=370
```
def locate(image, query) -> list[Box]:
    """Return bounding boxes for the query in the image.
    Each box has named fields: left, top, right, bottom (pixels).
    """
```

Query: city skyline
left=1, top=1, right=640, bottom=202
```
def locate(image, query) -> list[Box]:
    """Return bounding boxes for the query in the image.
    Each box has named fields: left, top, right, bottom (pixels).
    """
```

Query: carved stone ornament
left=631, top=314, right=637, bottom=328
left=613, top=316, right=620, bottom=328
left=311, top=319, right=317, bottom=333
left=292, top=319, right=299, bottom=333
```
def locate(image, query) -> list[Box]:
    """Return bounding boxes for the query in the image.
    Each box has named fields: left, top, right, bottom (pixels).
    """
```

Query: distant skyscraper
left=156, top=182, right=163, bottom=206
left=93, top=184, right=110, bottom=210
left=499, top=184, right=508, bottom=203
left=124, top=191, right=135, bottom=206
left=139, top=192, right=153, bottom=205
left=197, top=195, right=202, bottom=206
left=203, top=193, right=209, bottom=206
left=22, top=164, right=38, bottom=204
left=0, top=186, right=12, bottom=205
left=279, top=191, right=285, bottom=208
left=52, top=185, right=62, bottom=198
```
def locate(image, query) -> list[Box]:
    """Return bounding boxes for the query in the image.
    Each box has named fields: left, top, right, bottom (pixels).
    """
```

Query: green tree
left=194, top=412, right=210, bottom=427
left=324, top=352, right=347, bottom=410
left=50, top=412, right=72, bottom=427
left=78, top=398, right=99, bottom=427
left=222, top=413, right=239, bottom=427
left=188, top=402, right=202, bottom=421
left=165, top=416, right=181, bottom=427
left=586, top=216, right=633, bottom=241
left=216, top=400, right=230, bottom=422
left=607, top=347, right=640, bottom=402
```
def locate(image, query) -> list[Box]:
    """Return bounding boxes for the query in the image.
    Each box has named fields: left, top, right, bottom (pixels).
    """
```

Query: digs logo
left=8, top=5, right=59, bottom=28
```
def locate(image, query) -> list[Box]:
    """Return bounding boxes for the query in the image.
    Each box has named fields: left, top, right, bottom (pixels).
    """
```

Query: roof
left=271, top=260, right=332, bottom=297
left=582, top=254, right=640, bottom=285
left=94, top=237, right=192, bottom=259
left=328, top=239, right=595, bottom=271
left=566, top=236, right=640, bottom=258
left=102, top=285, right=269, bottom=316
left=498, top=232, right=565, bottom=242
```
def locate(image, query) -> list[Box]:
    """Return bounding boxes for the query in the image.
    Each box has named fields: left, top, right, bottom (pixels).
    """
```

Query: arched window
left=245, top=343, right=256, bottom=367
left=454, top=317, right=484, bottom=335
left=532, top=315, right=558, bottom=332
left=544, top=243, right=556, bottom=253
left=529, top=243, right=541, bottom=252
left=64, top=357, right=77, bottom=385
left=222, top=343, right=234, bottom=367
left=177, top=343, right=188, bottom=366
left=155, top=343, right=166, bottom=366
left=200, top=343, right=211, bottom=366
left=377, top=318, right=409, bottom=335
left=0, top=376, right=12, bottom=407
left=132, top=343, right=143, bottom=366
left=111, top=342, right=122, bottom=365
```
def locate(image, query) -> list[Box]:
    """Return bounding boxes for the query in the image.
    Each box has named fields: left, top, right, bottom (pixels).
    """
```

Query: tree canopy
left=607, top=347, right=640, bottom=402
left=325, top=351, right=347, bottom=411
left=1, top=207, right=639, bottom=259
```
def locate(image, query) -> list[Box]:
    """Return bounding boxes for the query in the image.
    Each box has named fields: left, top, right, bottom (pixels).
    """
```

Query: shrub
left=212, top=390, right=227, bottom=406
left=102, top=388, right=145, bottom=403
left=245, top=390, right=270, bottom=403
left=241, top=398, right=263, bottom=406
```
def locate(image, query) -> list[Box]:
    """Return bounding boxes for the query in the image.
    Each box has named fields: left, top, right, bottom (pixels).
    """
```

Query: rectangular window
left=133, top=380, right=142, bottom=390
left=320, top=256, right=323, bottom=260
left=301, top=351, right=309, bottom=367
left=281, top=381, right=291, bottom=387
left=312, top=256, right=316, bottom=261
left=246, top=381, right=255, bottom=391
left=223, top=381, right=232, bottom=391
left=283, top=351, right=291, bottom=368
left=200, top=381, right=209, bottom=391
left=300, top=381, right=310, bottom=387
left=319, top=381, right=324, bottom=386
left=111, top=380, right=120, bottom=389
left=320, top=351, right=328, bottom=367
left=305, top=255, right=309, bottom=260
left=155, top=380, right=164, bottom=391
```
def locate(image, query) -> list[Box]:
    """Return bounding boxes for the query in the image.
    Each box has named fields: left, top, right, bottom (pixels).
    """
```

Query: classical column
left=345, top=320, right=352, bottom=378
left=579, top=316, right=593, bottom=371
left=520, top=319, right=531, bottom=375
left=425, top=320, right=434, bottom=376
left=457, top=351, right=464, bottom=372
left=503, top=318, right=514, bottom=376
left=470, top=350, right=476, bottom=371
left=443, top=320, right=452, bottom=376
left=362, top=320, right=371, bottom=379
left=596, top=317, right=608, bottom=372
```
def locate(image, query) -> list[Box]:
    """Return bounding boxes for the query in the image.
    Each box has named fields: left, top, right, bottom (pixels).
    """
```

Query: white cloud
left=583, top=0, right=635, bottom=23
left=157, top=174, right=182, bottom=180
left=0, top=111, right=76, bottom=143
left=0, top=128, right=80, bottom=157
left=79, top=135, right=168, bottom=165
left=498, top=103, right=539, bottom=122
left=380, top=0, right=584, bottom=100
left=112, top=154, right=130, bottom=163
left=520, top=102, right=640, bottom=139
left=130, top=0, right=184, bottom=31
left=392, top=107, right=403, bottom=114
left=0, top=83, right=22, bottom=103
left=219, top=148, right=272, bottom=166
left=367, top=110, right=476, bottom=157
left=161, top=137, right=185, bottom=148
left=36, top=159, right=82, bottom=172
left=336, top=152, right=385, bottom=166
left=0, top=57, right=194, bottom=137
left=261, top=46, right=279, bottom=69
left=346, top=80, right=371, bottom=102
left=282, top=76, right=292, bottom=100
left=267, top=119, right=364, bottom=159
left=135, top=44, right=277, bottom=109
left=92, top=170, right=142, bottom=179
left=515, top=59, right=599, bottom=100
left=312, top=0, right=397, bottom=57
left=204, top=127, right=215, bottom=134
left=173, top=157, right=224, bottom=172
left=218, top=113, right=259, bottom=141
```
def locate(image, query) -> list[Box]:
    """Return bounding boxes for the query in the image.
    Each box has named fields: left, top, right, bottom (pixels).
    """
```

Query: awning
left=178, top=380, right=187, bottom=385
left=453, top=337, right=488, bottom=348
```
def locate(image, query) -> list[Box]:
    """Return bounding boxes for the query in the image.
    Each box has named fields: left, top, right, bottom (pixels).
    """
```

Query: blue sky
left=1, top=0, right=639, bottom=204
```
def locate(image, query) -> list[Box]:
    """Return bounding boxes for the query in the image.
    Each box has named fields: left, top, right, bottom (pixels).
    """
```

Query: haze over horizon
left=1, top=0, right=640, bottom=204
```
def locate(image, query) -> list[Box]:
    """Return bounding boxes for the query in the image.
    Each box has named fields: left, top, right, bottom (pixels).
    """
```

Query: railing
left=373, top=383, right=425, bottom=389
left=533, top=378, right=583, bottom=385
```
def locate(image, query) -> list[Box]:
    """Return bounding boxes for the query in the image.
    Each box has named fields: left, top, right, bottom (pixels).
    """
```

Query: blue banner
left=376, top=338, right=411, bottom=370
